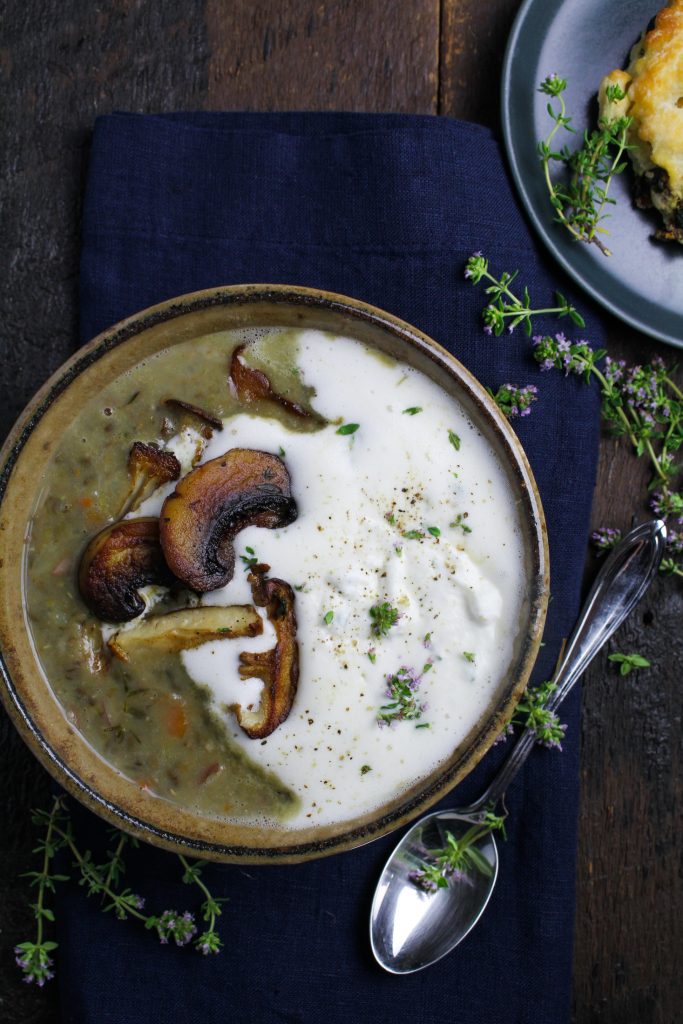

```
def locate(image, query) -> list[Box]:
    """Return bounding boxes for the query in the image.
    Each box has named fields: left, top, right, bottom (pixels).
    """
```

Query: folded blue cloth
left=58, top=112, right=601, bottom=1024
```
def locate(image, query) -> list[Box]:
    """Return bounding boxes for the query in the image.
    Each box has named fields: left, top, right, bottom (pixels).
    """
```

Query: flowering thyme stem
left=495, top=680, right=567, bottom=750
left=51, top=825, right=149, bottom=922
left=464, top=254, right=584, bottom=336
left=540, top=87, right=589, bottom=248
left=14, top=796, right=69, bottom=986
left=410, top=809, right=507, bottom=893
left=589, top=364, right=639, bottom=448
left=529, top=327, right=683, bottom=574
left=15, top=797, right=229, bottom=981
left=34, top=797, right=61, bottom=949
left=102, top=832, right=128, bottom=895
left=665, top=376, right=683, bottom=403
left=177, top=855, right=226, bottom=954
left=538, top=74, right=633, bottom=256
left=589, top=363, right=671, bottom=483
left=178, top=855, right=216, bottom=933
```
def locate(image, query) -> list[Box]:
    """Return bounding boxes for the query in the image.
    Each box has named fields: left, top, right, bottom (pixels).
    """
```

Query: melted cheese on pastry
left=599, top=1, right=683, bottom=241
left=627, top=0, right=683, bottom=198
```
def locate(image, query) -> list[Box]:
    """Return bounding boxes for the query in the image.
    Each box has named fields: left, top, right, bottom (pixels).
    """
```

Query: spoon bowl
left=370, top=519, right=667, bottom=974
left=371, top=811, right=498, bottom=973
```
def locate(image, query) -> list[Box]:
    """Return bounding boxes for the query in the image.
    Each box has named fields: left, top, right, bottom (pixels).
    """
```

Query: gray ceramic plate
left=502, top=0, right=683, bottom=348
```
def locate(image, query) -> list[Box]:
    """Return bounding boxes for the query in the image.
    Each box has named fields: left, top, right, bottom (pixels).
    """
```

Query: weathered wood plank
left=204, top=0, right=439, bottom=113
left=439, top=0, right=520, bottom=123
left=0, top=3, right=439, bottom=1021
left=0, top=0, right=211, bottom=443
left=574, top=328, right=683, bottom=1024
left=1, top=3, right=681, bottom=1023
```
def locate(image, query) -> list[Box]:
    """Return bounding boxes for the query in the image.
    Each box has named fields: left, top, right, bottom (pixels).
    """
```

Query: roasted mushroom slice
left=229, top=569, right=299, bottom=739
left=119, top=442, right=181, bottom=516
left=164, top=398, right=224, bottom=434
left=159, top=449, right=298, bottom=592
left=108, top=604, right=263, bottom=661
left=79, top=517, right=175, bottom=623
left=229, top=344, right=326, bottom=424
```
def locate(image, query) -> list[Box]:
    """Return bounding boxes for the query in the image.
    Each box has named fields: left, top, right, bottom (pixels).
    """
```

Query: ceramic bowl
left=0, top=285, right=548, bottom=862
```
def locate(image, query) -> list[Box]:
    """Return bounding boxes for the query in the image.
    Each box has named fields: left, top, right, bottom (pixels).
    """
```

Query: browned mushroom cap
left=229, top=569, right=299, bottom=739
left=159, top=449, right=298, bottom=592
left=119, top=442, right=181, bottom=516
left=78, top=517, right=175, bottom=622
left=229, top=344, right=326, bottom=424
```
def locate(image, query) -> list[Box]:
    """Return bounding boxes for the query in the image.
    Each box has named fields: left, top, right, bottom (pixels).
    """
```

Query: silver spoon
left=370, top=518, right=667, bottom=974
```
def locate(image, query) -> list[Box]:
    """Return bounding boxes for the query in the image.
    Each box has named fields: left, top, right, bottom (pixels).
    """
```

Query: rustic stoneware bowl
left=0, top=285, right=548, bottom=863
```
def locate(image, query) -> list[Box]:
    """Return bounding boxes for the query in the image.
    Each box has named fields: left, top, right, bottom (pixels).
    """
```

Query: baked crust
left=599, top=0, right=683, bottom=243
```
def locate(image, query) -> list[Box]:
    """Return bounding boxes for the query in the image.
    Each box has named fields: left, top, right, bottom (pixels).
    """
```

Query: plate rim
left=501, top=0, right=683, bottom=350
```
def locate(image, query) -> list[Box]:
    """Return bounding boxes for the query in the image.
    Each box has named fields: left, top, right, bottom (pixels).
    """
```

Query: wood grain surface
left=0, top=3, right=680, bottom=1022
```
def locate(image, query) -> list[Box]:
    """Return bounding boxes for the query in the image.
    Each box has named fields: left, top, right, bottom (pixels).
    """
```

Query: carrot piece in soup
left=197, top=762, right=221, bottom=785
left=164, top=696, right=188, bottom=739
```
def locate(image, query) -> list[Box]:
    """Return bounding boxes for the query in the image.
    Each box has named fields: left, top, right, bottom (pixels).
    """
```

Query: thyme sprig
left=15, top=795, right=228, bottom=986
left=533, top=333, right=683, bottom=574
left=467, top=253, right=683, bottom=578
left=410, top=810, right=507, bottom=893
left=178, top=856, right=227, bottom=954
left=488, top=383, right=538, bottom=419
left=464, top=253, right=585, bottom=336
left=14, top=798, right=69, bottom=987
left=514, top=681, right=566, bottom=749
left=538, top=74, right=633, bottom=256
left=412, top=677, right=567, bottom=894
left=369, top=602, right=399, bottom=637
left=377, top=666, right=427, bottom=727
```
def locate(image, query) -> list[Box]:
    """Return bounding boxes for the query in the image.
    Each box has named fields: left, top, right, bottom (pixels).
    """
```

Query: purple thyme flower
left=377, top=666, right=427, bottom=727
left=604, top=356, right=626, bottom=384
left=667, top=530, right=683, bottom=555
left=533, top=333, right=597, bottom=377
left=494, top=722, right=515, bottom=746
left=592, top=527, right=622, bottom=552
left=14, top=945, right=54, bottom=987
left=490, top=383, right=539, bottom=419
left=156, top=909, right=197, bottom=948
left=464, top=252, right=487, bottom=283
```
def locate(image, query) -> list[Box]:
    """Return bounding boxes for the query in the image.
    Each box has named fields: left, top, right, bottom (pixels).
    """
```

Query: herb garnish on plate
left=538, top=74, right=633, bottom=256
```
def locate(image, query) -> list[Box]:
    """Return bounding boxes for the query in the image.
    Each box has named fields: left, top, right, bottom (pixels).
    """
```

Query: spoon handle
left=467, top=519, right=667, bottom=815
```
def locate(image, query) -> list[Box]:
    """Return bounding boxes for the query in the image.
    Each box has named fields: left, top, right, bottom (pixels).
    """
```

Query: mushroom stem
left=230, top=569, right=299, bottom=740
left=108, top=605, right=263, bottom=661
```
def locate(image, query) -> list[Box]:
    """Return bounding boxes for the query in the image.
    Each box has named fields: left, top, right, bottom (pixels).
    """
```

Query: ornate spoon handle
left=467, top=519, right=667, bottom=815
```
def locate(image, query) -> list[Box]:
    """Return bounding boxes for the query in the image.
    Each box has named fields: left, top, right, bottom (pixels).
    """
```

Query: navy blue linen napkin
left=58, top=112, right=601, bottom=1024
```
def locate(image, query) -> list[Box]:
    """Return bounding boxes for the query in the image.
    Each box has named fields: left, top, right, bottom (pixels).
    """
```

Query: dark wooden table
left=1, top=3, right=681, bottom=1022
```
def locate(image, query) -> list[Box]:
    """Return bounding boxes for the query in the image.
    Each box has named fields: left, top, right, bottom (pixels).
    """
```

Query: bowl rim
left=0, top=283, right=549, bottom=863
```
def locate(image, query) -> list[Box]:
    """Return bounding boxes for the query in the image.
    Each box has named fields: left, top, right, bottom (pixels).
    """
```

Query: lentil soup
left=23, top=323, right=532, bottom=830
